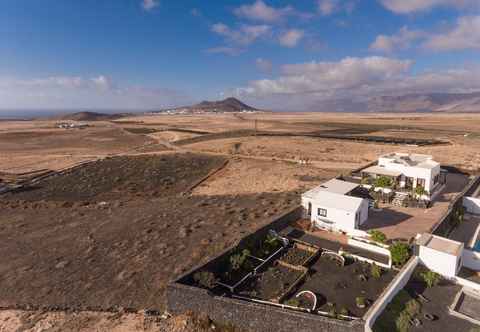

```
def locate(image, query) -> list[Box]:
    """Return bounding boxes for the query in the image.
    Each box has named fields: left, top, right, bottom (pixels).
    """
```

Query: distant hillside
left=57, top=111, right=128, bottom=121
left=190, top=97, right=258, bottom=112
left=367, top=92, right=480, bottom=113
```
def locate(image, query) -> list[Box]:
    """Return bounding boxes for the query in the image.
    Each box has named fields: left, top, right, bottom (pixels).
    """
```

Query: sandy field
left=1, top=112, right=480, bottom=331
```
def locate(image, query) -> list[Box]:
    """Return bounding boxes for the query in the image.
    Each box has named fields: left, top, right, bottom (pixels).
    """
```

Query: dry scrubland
left=1, top=112, right=480, bottom=331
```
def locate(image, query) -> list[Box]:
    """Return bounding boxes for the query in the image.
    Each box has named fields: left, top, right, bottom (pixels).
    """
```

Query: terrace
left=177, top=225, right=396, bottom=324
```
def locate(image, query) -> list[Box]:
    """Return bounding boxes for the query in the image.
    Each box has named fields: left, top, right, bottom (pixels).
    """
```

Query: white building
left=361, top=153, right=442, bottom=195
left=301, top=179, right=369, bottom=236
left=416, top=233, right=464, bottom=278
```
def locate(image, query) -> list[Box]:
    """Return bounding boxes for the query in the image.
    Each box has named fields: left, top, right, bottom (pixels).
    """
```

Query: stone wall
left=167, top=206, right=365, bottom=332
left=167, top=283, right=364, bottom=332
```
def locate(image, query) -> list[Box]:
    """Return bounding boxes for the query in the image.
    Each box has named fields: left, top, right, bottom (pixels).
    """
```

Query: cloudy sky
left=1, top=0, right=480, bottom=114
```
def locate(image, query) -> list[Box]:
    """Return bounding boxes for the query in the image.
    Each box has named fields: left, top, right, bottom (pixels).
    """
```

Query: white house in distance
left=301, top=179, right=369, bottom=236
left=361, top=153, right=442, bottom=195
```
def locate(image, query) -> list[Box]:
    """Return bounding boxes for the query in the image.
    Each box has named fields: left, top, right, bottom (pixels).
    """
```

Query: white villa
left=361, top=153, right=442, bottom=195
left=301, top=179, right=369, bottom=236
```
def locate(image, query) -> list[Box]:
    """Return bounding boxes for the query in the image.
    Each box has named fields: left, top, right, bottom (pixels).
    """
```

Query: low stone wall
left=167, top=283, right=364, bottom=332
left=168, top=206, right=367, bottom=332
left=363, top=256, right=419, bottom=332
left=432, top=176, right=480, bottom=237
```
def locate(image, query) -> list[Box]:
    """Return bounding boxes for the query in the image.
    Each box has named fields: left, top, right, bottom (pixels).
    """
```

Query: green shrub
left=340, top=307, right=349, bottom=316
left=229, top=249, right=250, bottom=271
left=404, top=299, right=421, bottom=316
left=356, top=296, right=366, bottom=308
left=390, top=242, right=411, bottom=266
left=285, top=299, right=300, bottom=307
left=371, top=263, right=382, bottom=279
left=420, top=270, right=441, bottom=288
left=193, top=271, right=217, bottom=289
left=415, top=186, right=426, bottom=196
left=375, top=176, right=393, bottom=188
left=395, top=311, right=411, bottom=332
left=369, top=230, right=387, bottom=244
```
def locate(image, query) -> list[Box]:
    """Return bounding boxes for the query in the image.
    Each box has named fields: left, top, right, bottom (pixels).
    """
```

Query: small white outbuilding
left=416, top=233, right=464, bottom=278
left=301, top=179, right=369, bottom=236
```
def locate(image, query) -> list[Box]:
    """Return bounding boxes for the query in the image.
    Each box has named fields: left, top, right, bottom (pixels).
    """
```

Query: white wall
left=312, top=203, right=356, bottom=232
left=364, top=257, right=419, bottom=332
left=378, top=158, right=439, bottom=193
left=462, top=249, right=480, bottom=271
left=347, top=238, right=391, bottom=268
left=418, top=245, right=460, bottom=277
left=464, top=197, right=480, bottom=215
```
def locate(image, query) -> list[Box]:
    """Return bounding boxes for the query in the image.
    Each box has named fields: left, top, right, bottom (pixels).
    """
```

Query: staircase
left=392, top=192, right=409, bottom=207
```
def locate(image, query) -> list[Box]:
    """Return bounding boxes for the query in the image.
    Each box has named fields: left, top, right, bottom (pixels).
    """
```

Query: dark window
left=318, top=208, right=327, bottom=217
left=417, top=178, right=426, bottom=188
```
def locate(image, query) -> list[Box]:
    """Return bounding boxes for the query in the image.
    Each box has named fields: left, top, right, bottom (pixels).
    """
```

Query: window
left=318, top=208, right=327, bottom=217
left=417, top=178, right=426, bottom=188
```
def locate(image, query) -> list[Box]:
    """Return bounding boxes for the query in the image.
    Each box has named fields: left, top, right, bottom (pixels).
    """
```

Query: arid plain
left=1, top=112, right=480, bottom=331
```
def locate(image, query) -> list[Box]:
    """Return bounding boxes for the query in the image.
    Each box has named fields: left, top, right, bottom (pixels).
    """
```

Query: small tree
left=390, top=242, right=411, bottom=266
left=420, top=270, right=441, bottom=288
left=371, top=263, right=382, bottom=279
left=368, top=230, right=387, bottom=244
left=375, top=176, right=393, bottom=188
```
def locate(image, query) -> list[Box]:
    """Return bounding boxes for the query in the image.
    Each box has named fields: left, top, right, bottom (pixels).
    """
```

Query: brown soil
left=0, top=153, right=298, bottom=313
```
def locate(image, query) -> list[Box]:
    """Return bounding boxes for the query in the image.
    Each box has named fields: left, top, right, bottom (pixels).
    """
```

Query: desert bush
left=340, top=307, right=349, bottom=316
left=395, top=311, right=411, bottom=332
left=390, top=242, right=411, bottom=266
left=368, top=230, right=387, bottom=244
left=415, top=186, right=426, bottom=196
left=371, top=263, right=382, bottom=278
left=193, top=271, right=217, bottom=289
left=356, top=296, right=366, bottom=308
left=404, top=299, right=421, bottom=316
left=229, top=249, right=251, bottom=271
left=420, top=270, right=441, bottom=288
left=285, top=299, right=300, bottom=307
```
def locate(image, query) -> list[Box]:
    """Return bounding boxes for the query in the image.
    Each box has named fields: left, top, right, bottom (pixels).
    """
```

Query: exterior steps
left=392, top=192, right=409, bottom=207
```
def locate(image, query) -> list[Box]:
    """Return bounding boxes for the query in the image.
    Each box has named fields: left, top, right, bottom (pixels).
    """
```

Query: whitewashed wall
left=463, top=249, right=480, bottom=271
left=463, top=197, right=480, bottom=215
left=364, top=257, right=419, bottom=332
left=418, top=245, right=460, bottom=277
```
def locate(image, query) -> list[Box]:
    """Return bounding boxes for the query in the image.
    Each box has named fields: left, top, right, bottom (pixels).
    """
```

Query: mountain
left=367, top=92, right=480, bottom=113
left=190, top=97, right=258, bottom=112
left=56, top=111, right=128, bottom=121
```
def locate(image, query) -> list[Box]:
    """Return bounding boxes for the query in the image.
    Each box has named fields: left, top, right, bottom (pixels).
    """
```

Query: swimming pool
left=475, top=240, right=480, bottom=252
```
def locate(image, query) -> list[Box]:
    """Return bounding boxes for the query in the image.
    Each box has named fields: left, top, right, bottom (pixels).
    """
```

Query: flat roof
left=380, top=152, right=439, bottom=169
left=302, top=179, right=359, bottom=198
left=362, top=165, right=402, bottom=177
left=417, top=233, right=463, bottom=256
left=306, top=191, right=364, bottom=212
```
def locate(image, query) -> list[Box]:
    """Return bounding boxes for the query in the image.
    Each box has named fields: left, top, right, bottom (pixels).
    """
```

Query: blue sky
left=1, top=0, right=480, bottom=113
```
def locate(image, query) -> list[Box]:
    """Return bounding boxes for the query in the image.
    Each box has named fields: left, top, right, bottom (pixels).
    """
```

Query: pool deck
left=449, top=214, right=480, bottom=249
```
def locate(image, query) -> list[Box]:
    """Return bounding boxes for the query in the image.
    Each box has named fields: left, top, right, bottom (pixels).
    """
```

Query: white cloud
left=234, top=0, right=291, bottom=22
left=255, top=58, right=273, bottom=73
left=423, top=16, right=480, bottom=51
left=278, top=29, right=304, bottom=47
left=0, top=75, right=190, bottom=111
left=370, top=26, right=426, bottom=53
left=235, top=56, right=480, bottom=110
left=317, top=0, right=357, bottom=15
left=141, top=0, right=159, bottom=11
left=211, top=23, right=271, bottom=46
left=241, top=57, right=412, bottom=96
left=234, top=0, right=311, bottom=23
left=204, top=46, right=244, bottom=56
left=378, top=0, right=479, bottom=14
